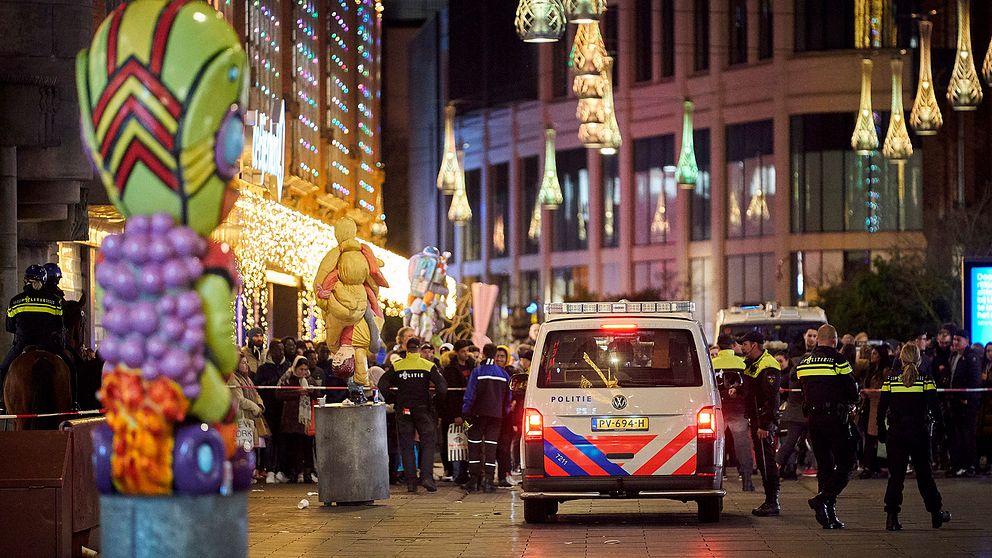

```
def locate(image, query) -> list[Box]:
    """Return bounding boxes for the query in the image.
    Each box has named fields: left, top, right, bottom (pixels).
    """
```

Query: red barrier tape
left=0, top=409, right=105, bottom=420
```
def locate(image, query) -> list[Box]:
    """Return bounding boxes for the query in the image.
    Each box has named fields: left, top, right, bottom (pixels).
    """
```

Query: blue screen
left=969, top=266, right=992, bottom=344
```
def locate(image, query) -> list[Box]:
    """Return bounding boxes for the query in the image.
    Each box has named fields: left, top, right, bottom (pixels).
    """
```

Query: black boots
left=825, top=500, right=844, bottom=529
left=808, top=493, right=843, bottom=529
left=421, top=477, right=437, bottom=493
left=886, top=513, right=902, bottom=531
left=931, top=510, right=952, bottom=529
left=482, top=476, right=495, bottom=493
left=741, top=475, right=755, bottom=492
left=751, top=495, right=780, bottom=517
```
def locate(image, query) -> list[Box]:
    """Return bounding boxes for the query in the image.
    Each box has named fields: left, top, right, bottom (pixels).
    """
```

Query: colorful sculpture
left=404, top=247, right=450, bottom=341
left=77, top=0, right=249, bottom=495
left=314, top=218, right=389, bottom=399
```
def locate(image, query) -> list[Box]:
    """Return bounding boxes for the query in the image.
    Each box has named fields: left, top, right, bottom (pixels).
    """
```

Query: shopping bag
left=306, top=403, right=317, bottom=437
left=235, top=418, right=255, bottom=450
left=447, top=423, right=468, bottom=462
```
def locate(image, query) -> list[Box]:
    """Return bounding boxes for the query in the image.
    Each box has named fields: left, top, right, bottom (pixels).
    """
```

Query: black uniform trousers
left=396, top=405, right=436, bottom=483
left=750, top=425, right=780, bottom=498
left=885, top=427, right=942, bottom=514
left=807, top=412, right=857, bottom=498
left=467, top=416, right=502, bottom=481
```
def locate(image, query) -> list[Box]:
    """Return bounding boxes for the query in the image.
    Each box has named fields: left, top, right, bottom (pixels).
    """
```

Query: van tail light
left=525, top=408, right=544, bottom=441
left=697, top=406, right=717, bottom=439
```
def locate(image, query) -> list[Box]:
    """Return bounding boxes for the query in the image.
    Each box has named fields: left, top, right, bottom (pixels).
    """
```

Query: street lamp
left=538, top=129, right=564, bottom=209
left=851, top=57, right=879, bottom=155
left=437, top=103, right=460, bottom=194
left=883, top=55, right=913, bottom=161
left=564, top=0, right=606, bottom=23
left=447, top=151, right=472, bottom=225
left=675, top=99, right=699, bottom=189
left=910, top=19, right=942, bottom=136
left=515, top=0, right=566, bottom=43
left=947, top=0, right=982, bottom=111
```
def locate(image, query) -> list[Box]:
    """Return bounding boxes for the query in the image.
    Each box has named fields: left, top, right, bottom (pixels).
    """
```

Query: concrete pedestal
left=99, top=493, right=247, bottom=558
left=314, top=403, right=389, bottom=505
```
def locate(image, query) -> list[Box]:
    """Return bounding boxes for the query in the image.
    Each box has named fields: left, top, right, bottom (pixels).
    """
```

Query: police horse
left=3, top=294, right=103, bottom=430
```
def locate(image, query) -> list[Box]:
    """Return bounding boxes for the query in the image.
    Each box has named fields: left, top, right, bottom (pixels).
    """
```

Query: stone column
left=0, top=147, right=15, bottom=356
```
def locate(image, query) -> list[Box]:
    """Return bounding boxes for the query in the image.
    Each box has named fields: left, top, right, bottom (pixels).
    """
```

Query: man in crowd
left=462, top=343, right=512, bottom=493
left=440, top=339, right=475, bottom=483
left=791, top=328, right=818, bottom=366
left=378, top=337, right=448, bottom=493
left=712, top=335, right=753, bottom=491
left=256, top=340, right=290, bottom=483
left=737, top=331, right=782, bottom=516
left=242, top=327, right=267, bottom=375
left=517, top=346, right=533, bottom=374
left=948, top=328, right=982, bottom=477
left=796, top=324, right=859, bottom=529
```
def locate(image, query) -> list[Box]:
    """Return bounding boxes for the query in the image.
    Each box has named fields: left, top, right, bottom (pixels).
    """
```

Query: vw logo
left=612, top=394, right=628, bottom=410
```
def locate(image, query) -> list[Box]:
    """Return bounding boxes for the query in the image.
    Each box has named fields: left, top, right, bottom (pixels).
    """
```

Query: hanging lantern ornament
left=578, top=58, right=617, bottom=151
left=515, top=0, right=566, bottom=43
left=599, top=58, right=622, bottom=155
left=947, top=0, right=982, bottom=111
left=851, top=57, right=878, bottom=155
left=910, top=19, right=942, bottom=136
left=571, top=22, right=608, bottom=98
left=983, top=25, right=992, bottom=87
left=675, top=100, right=699, bottom=189
left=565, top=0, right=606, bottom=23
left=437, top=104, right=460, bottom=193
left=447, top=151, right=472, bottom=224
left=883, top=55, right=913, bottom=160
left=538, top=129, right=564, bottom=209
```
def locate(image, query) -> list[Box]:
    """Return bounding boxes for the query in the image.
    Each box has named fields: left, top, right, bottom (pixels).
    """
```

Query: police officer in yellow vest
left=737, top=331, right=782, bottom=516
left=712, top=335, right=755, bottom=492
left=795, top=324, right=858, bottom=529
left=1, top=265, right=64, bottom=406
left=877, top=342, right=951, bottom=531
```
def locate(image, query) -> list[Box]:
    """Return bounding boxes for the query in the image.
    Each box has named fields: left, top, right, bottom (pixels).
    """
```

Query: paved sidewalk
left=248, top=476, right=992, bottom=558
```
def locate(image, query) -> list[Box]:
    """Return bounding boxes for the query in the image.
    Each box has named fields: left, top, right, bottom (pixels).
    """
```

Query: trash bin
left=314, top=403, right=389, bottom=505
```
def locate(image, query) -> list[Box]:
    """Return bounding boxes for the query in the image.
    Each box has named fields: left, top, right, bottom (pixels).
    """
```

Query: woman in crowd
left=230, top=354, right=268, bottom=481
left=859, top=345, right=891, bottom=478
left=977, top=342, right=992, bottom=472
left=277, top=355, right=317, bottom=483
left=877, top=342, right=951, bottom=531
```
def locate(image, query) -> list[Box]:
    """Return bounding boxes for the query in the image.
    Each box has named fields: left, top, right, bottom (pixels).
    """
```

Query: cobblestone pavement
left=248, top=476, right=992, bottom=558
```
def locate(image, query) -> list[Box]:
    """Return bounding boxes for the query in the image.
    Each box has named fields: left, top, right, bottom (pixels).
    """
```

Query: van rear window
left=537, top=329, right=702, bottom=388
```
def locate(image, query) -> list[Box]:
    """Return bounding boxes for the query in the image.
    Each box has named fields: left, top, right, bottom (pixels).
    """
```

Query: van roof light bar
left=545, top=301, right=695, bottom=315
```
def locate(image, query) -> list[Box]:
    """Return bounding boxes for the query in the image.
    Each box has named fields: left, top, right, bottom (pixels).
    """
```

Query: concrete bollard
left=99, top=493, right=248, bottom=557
left=314, top=403, right=389, bottom=505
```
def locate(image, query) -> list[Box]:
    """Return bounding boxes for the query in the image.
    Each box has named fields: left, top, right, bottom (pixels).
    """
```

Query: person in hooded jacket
left=461, top=343, right=512, bottom=493
left=256, top=340, right=290, bottom=483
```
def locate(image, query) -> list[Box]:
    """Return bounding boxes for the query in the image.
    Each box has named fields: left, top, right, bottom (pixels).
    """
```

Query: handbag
left=306, top=402, right=317, bottom=437
left=447, top=423, right=468, bottom=462
left=254, top=415, right=271, bottom=439
left=236, top=418, right=256, bottom=450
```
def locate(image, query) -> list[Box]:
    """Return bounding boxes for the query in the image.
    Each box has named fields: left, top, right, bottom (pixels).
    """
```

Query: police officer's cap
left=736, top=330, right=765, bottom=345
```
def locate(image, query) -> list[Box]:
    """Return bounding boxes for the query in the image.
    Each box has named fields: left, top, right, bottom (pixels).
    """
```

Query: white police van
left=520, top=301, right=725, bottom=523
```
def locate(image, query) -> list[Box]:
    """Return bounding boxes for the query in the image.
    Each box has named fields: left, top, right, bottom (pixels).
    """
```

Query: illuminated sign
left=251, top=101, right=286, bottom=201
left=963, top=257, right=992, bottom=344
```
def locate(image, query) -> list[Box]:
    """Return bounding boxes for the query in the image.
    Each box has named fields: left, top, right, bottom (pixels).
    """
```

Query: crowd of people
left=229, top=325, right=533, bottom=492
left=710, top=322, right=992, bottom=529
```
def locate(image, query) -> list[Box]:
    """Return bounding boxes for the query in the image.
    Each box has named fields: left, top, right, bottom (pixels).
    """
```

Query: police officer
left=461, top=343, right=512, bottom=493
left=377, top=337, right=447, bottom=493
left=737, top=331, right=782, bottom=516
left=1, top=265, right=64, bottom=404
left=41, top=263, right=66, bottom=304
left=877, top=342, right=952, bottom=531
left=795, top=324, right=859, bottom=529
left=712, top=334, right=754, bottom=492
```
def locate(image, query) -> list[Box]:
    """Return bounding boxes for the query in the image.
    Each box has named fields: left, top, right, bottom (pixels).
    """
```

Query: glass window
left=694, top=0, right=710, bottom=72
left=690, top=129, right=712, bottom=241
left=521, top=156, right=540, bottom=255
left=635, top=0, right=653, bottom=82
left=790, top=113, right=923, bottom=233
left=536, top=329, right=703, bottom=389
left=464, top=168, right=482, bottom=261
left=633, top=260, right=675, bottom=294
left=726, top=253, right=775, bottom=305
left=690, top=257, right=713, bottom=336
left=728, top=0, right=747, bottom=66
left=727, top=120, right=774, bottom=239
left=521, top=270, right=541, bottom=309
left=794, top=0, right=854, bottom=52
left=552, top=149, right=590, bottom=252
left=602, top=154, right=621, bottom=248
left=551, top=266, right=588, bottom=302
left=634, top=135, right=676, bottom=245
left=758, top=0, right=773, bottom=59
left=661, top=0, right=675, bottom=77
left=490, top=163, right=509, bottom=258
left=491, top=273, right=511, bottom=339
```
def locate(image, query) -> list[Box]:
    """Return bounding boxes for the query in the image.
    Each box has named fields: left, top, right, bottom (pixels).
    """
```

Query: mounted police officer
left=41, top=263, right=66, bottom=304
left=795, top=324, right=859, bottom=529
left=1, top=265, right=65, bottom=405
left=377, top=337, right=447, bottom=493
left=712, top=334, right=754, bottom=491
left=737, top=331, right=782, bottom=516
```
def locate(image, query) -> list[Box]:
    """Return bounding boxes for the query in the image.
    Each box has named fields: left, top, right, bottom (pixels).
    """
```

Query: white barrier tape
left=0, top=408, right=104, bottom=420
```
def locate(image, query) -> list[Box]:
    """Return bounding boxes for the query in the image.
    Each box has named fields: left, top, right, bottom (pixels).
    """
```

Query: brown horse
left=2, top=293, right=102, bottom=430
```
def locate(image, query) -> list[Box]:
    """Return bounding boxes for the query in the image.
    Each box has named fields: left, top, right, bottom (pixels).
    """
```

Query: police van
left=715, top=303, right=827, bottom=349
left=520, top=301, right=725, bottom=523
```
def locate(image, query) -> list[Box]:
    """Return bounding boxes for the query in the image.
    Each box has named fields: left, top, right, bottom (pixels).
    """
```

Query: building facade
left=412, top=0, right=992, bottom=334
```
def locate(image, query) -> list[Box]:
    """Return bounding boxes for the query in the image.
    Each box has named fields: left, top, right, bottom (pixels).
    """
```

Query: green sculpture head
left=77, top=0, right=248, bottom=236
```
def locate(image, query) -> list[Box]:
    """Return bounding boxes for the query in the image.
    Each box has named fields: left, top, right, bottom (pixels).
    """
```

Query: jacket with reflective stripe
left=377, top=354, right=448, bottom=410
left=876, top=372, right=940, bottom=432
left=5, top=289, right=63, bottom=343
left=795, top=346, right=859, bottom=410
left=742, top=350, right=781, bottom=430
left=462, top=361, right=511, bottom=419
